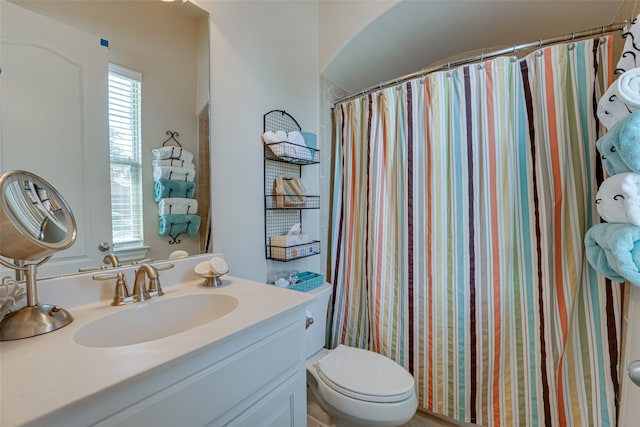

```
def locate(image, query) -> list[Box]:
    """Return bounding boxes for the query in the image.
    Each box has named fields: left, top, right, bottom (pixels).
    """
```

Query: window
left=108, top=64, right=143, bottom=248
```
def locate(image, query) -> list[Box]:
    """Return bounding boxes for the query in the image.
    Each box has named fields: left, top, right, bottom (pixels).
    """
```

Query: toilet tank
left=304, top=283, right=333, bottom=359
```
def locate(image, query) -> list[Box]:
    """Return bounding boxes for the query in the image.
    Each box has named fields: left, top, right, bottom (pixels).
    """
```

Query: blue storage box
left=289, top=272, right=324, bottom=292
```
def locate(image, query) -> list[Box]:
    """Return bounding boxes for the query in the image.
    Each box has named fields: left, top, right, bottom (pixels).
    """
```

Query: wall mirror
left=0, top=0, right=211, bottom=279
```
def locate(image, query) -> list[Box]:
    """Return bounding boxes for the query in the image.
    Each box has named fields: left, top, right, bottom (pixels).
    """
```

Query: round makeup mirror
left=0, top=170, right=77, bottom=340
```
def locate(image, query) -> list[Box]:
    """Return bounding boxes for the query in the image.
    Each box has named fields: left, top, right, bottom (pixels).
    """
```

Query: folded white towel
left=596, top=172, right=640, bottom=225
left=152, top=159, right=195, bottom=169
left=158, top=197, right=198, bottom=216
left=617, top=14, right=640, bottom=74
left=262, top=131, right=283, bottom=144
left=268, top=141, right=313, bottom=160
left=153, top=166, right=196, bottom=182
left=597, top=70, right=640, bottom=130
left=152, top=146, right=194, bottom=163
left=276, top=130, right=287, bottom=141
left=287, top=131, right=306, bottom=146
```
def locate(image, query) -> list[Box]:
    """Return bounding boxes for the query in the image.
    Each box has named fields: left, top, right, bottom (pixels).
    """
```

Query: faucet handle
left=93, top=272, right=131, bottom=306
left=78, top=265, right=108, bottom=273
left=155, top=263, right=175, bottom=271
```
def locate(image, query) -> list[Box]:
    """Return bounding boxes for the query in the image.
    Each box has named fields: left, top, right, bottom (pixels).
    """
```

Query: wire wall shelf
left=263, top=110, right=320, bottom=262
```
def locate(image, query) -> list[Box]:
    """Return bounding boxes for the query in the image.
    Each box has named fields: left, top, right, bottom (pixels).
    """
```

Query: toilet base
left=307, top=383, right=414, bottom=427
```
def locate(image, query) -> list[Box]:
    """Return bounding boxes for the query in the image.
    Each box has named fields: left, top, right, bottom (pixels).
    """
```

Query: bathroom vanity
left=0, top=255, right=314, bottom=426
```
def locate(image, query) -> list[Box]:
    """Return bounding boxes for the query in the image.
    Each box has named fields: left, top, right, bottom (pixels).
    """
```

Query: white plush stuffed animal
left=596, top=172, right=640, bottom=225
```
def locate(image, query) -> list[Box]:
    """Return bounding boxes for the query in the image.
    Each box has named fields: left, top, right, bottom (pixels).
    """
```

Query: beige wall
left=613, top=0, right=640, bottom=59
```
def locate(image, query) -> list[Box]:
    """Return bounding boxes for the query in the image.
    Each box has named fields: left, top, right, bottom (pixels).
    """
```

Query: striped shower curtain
left=329, top=37, right=623, bottom=426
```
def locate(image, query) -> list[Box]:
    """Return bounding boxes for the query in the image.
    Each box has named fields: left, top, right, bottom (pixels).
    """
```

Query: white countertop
left=0, top=255, right=314, bottom=426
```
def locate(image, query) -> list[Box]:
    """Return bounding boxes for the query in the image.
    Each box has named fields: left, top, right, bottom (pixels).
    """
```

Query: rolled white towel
left=617, top=68, right=640, bottom=110
left=153, top=166, right=196, bottom=182
left=596, top=172, right=640, bottom=225
left=597, top=77, right=640, bottom=130
left=158, top=197, right=198, bottom=215
left=287, top=131, right=306, bottom=146
left=152, top=159, right=195, bottom=169
left=152, top=146, right=194, bottom=163
left=275, top=130, right=287, bottom=141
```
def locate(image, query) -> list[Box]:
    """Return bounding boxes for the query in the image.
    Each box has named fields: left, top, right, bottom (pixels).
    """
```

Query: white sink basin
left=74, top=294, right=238, bottom=348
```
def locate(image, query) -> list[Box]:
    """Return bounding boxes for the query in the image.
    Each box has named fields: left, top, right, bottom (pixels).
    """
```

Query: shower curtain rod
left=332, top=20, right=628, bottom=106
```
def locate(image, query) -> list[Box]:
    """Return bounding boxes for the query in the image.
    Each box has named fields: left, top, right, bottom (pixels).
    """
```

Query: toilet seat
left=316, top=345, right=415, bottom=403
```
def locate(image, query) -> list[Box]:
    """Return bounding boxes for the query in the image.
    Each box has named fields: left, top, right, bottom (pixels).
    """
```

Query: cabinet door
left=224, top=371, right=306, bottom=427
left=0, top=0, right=112, bottom=276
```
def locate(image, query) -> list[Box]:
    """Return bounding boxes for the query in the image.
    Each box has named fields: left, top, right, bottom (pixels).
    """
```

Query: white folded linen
left=152, top=159, right=195, bottom=169
left=262, top=131, right=284, bottom=144
left=153, top=166, right=196, bottom=182
left=158, top=197, right=198, bottom=216
left=152, top=146, right=194, bottom=163
left=596, top=172, right=640, bottom=225
left=287, top=131, right=306, bottom=146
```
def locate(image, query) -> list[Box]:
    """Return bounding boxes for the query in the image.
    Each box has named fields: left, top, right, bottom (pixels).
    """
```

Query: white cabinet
left=35, top=308, right=307, bottom=427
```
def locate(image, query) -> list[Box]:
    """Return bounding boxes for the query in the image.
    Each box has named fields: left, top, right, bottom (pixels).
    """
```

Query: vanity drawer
left=99, top=321, right=304, bottom=426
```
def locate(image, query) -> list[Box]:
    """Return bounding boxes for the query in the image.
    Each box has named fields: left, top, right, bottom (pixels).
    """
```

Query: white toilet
left=305, top=284, right=418, bottom=427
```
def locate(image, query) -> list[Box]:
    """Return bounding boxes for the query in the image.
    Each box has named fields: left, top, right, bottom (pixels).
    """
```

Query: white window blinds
left=108, top=64, right=143, bottom=248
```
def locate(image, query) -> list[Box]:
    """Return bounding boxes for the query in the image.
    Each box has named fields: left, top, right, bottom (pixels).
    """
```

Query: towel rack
left=162, top=130, right=182, bottom=147
left=262, top=110, right=321, bottom=261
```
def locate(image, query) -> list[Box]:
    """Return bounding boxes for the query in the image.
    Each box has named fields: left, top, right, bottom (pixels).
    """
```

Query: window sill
left=113, top=245, right=150, bottom=263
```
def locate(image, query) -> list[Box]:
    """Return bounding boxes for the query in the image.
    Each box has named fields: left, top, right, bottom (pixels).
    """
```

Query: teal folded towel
left=300, top=131, right=317, bottom=150
left=585, top=223, right=640, bottom=285
left=158, top=214, right=200, bottom=236
left=596, top=110, right=640, bottom=175
left=619, top=110, right=640, bottom=172
left=154, top=179, right=195, bottom=202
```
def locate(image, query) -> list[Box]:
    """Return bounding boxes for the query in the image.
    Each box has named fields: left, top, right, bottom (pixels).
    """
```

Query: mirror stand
left=0, top=258, right=73, bottom=341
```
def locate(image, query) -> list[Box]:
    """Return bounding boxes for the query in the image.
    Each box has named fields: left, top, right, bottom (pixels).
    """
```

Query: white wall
left=318, top=0, right=396, bottom=73
left=199, top=1, right=319, bottom=282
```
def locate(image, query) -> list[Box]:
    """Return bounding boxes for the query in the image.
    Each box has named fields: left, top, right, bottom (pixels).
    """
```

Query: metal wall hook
left=162, top=130, right=182, bottom=147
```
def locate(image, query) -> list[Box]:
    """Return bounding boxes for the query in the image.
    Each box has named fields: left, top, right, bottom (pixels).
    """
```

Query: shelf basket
left=267, top=240, right=320, bottom=262
left=289, top=272, right=324, bottom=292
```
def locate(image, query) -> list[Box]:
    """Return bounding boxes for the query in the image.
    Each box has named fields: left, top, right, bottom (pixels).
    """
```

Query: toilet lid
left=316, top=345, right=415, bottom=403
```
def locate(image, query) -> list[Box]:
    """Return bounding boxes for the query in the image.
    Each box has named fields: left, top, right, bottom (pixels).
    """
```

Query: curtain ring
left=480, top=52, right=484, bottom=61
left=571, top=32, right=575, bottom=40
left=447, top=62, right=451, bottom=71
left=601, top=25, right=605, bottom=34
left=538, top=39, right=542, bottom=47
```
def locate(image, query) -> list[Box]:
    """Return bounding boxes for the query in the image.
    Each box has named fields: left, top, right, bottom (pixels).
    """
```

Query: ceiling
left=322, top=0, right=627, bottom=95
